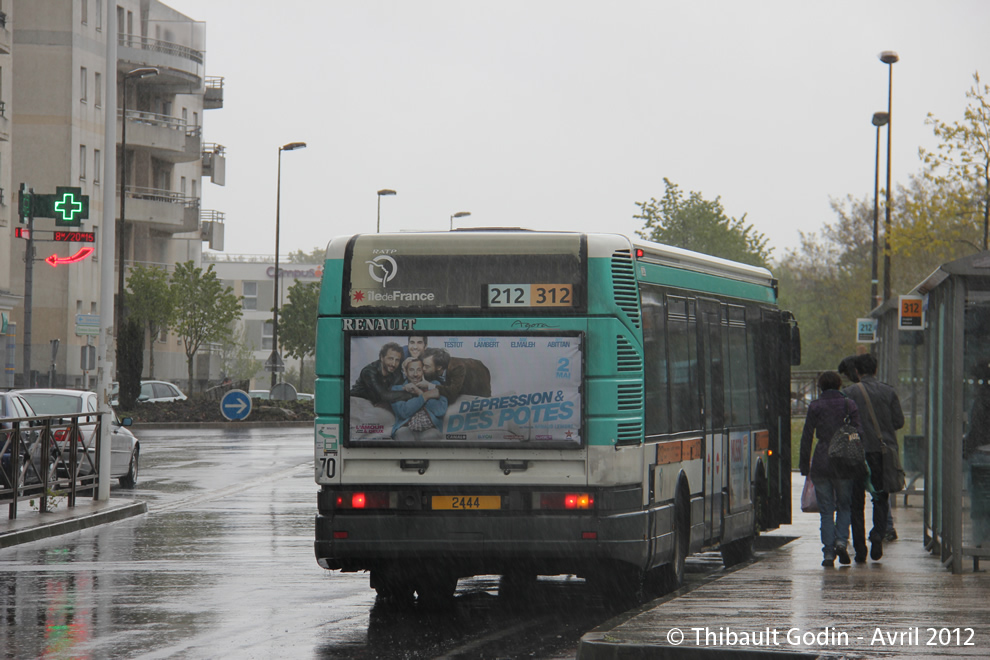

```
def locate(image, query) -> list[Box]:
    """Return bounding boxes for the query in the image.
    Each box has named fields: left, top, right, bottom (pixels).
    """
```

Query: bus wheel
left=661, top=494, right=689, bottom=592
left=720, top=535, right=754, bottom=567
left=415, top=571, right=458, bottom=609
left=371, top=569, right=415, bottom=605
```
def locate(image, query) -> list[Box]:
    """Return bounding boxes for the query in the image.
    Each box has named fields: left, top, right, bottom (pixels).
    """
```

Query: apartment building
left=3, top=0, right=225, bottom=389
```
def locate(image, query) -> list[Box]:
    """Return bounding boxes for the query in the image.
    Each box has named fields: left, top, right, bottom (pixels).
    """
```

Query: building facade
left=3, top=0, right=225, bottom=390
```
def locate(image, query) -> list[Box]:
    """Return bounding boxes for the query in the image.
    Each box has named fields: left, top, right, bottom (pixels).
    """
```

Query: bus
left=314, top=230, right=798, bottom=603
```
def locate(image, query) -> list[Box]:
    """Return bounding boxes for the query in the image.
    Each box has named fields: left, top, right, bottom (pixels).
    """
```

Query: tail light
left=539, top=492, right=595, bottom=510
left=334, top=491, right=390, bottom=509
left=54, top=429, right=68, bottom=442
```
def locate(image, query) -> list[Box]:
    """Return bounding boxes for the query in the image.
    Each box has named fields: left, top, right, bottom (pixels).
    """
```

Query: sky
left=165, top=0, right=990, bottom=263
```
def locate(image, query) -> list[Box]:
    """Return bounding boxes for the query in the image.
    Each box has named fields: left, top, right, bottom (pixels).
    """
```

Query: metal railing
left=202, top=142, right=226, bottom=156
left=205, top=76, right=224, bottom=91
left=121, top=109, right=202, bottom=138
left=201, top=209, right=225, bottom=224
left=120, top=185, right=199, bottom=208
left=2, top=413, right=102, bottom=519
left=118, top=33, right=203, bottom=65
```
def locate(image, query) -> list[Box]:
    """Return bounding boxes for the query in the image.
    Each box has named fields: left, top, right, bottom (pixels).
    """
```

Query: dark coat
left=349, top=360, right=410, bottom=406
left=436, top=357, right=492, bottom=402
left=799, top=389, right=863, bottom=479
left=842, top=376, right=904, bottom=453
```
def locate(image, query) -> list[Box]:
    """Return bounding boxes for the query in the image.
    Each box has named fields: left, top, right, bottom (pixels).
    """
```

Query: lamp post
left=377, top=189, right=396, bottom=233
left=116, top=67, right=158, bottom=336
left=271, top=141, right=307, bottom=388
left=871, top=111, right=889, bottom=311
left=880, top=50, right=898, bottom=302
left=450, top=211, right=471, bottom=231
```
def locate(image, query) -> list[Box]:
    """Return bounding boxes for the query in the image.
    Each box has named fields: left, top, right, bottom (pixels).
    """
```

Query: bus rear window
left=344, top=233, right=585, bottom=313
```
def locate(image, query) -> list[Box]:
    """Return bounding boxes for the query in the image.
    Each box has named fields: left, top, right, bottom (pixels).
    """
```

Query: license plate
left=432, top=495, right=501, bottom=510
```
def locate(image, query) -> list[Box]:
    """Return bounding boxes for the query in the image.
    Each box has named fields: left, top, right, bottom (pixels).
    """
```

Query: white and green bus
left=314, top=230, right=798, bottom=603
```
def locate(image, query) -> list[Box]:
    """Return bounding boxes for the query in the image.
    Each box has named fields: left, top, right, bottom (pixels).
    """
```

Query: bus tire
left=754, top=465, right=770, bottom=532
left=660, top=485, right=689, bottom=592
left=415, top=570, right=458, bottom=609
left=371, top=569, right=415, bottom=605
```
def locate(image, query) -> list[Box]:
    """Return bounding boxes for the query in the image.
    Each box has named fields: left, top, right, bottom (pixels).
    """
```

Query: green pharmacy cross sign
left=19, top=186, right=90, bottom=227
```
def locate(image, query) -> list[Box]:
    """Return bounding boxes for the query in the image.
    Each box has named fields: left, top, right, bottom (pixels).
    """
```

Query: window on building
left=80, top=67, right=87, bottom=103
left=94, top=149, right=101, bottom=184
left=96, top=0, right=103, bottom=31
left=95, top=72, right=102, bottom=108
left=81, top=0, right=88, bottom=24
left=243, top=282, right=258, bottom=310
left=262, top=321, right=274, bottom=350
left=79, top=145, right=87, bottom=180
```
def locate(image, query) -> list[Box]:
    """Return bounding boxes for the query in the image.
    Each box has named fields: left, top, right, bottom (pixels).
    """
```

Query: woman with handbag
left=799, top=371, right=865, bottom=566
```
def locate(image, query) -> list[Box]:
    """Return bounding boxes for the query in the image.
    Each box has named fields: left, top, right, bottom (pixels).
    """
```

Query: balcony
left=120, top=110, right=201, bottom=163
left=204, top=77, right=224, bottom=110
left=201, top=210, right=225, bottom=251
left=0, top=12, right=9, bottom=55
left=118, top=34, right=203, bottom=89
left=119, top=186, right=199, bottom=234
left=202, top=143, right=226, bottom=186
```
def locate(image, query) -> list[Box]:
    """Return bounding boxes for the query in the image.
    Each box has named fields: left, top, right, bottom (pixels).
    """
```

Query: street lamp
left=871, top=111, right=889, bottom=311
left=377, top=189, right=396, bottom=233
left=271, top=141, right=307, bottom=388
left=116, top=67, right=159, bottom=337
left=450, top=211, right=471, bottom=231
left=880, top=50, right=898, bottom=302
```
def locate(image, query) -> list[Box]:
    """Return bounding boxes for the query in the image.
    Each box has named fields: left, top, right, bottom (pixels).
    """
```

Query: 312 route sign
left=898, top=295, right=924, bottom=331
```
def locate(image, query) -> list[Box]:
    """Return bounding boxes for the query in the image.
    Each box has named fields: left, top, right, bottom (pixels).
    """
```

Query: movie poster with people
left=346, top=334, right=583, bottom=447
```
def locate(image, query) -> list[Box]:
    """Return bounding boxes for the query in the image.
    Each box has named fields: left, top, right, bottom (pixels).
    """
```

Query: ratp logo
left=365, top=255, right=398, bottom=287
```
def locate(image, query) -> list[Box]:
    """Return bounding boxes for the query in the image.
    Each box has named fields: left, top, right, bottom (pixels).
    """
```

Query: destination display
left=346, top=333, right=583, bottom=447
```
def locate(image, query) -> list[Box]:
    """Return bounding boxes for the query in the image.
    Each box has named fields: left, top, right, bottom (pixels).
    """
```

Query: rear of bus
left=313, top=231, right=647, bottom=597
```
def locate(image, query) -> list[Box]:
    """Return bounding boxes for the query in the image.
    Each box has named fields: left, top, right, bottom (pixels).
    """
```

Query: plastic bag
left=801, top=476, right=818, bottom=513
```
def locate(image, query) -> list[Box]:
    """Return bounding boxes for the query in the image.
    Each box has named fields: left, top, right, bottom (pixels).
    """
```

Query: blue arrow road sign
left=221, top=389, right=253, bottom=421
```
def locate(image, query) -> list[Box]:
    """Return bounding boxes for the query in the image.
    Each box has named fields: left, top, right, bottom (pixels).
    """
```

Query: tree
left=170, top=261, right=243, bottom=392
left=278, top=280, right=320, bottom=390
left=635, top=178, right=772, bottom=267
left=909, top=71, right=990, bottom=252
left=126, top=264, right=175, bottom=379
left=286, top=247, right=326, bottom=263
left=218, top=326, right=262, bottom=384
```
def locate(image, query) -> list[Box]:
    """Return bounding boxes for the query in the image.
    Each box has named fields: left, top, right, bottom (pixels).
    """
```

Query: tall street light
left=880, top=50, right=898, bottom=302
left=377, top=189, right=396, bottom=233
left=871, top=111, right=889, bottom=311
left=116, top=67, right=159, bottom=338
left=271, top=141, right=307, bottom=388
left=450, top=211, right=471, bottom=231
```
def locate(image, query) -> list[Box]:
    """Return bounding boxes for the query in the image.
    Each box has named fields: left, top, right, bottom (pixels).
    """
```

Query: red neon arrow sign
left=45, top=247, right=95, bottom=267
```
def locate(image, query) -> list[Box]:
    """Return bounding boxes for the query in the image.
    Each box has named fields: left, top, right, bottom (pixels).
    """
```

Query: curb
left=0, top=500, right=148, bottom=550
left=131, top=420, right=314, bottom=430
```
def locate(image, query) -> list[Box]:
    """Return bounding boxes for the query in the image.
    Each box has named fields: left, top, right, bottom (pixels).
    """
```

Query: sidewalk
left=579, top=476, right=990, bottom=659
left=0, top=496, right=146, bottom=550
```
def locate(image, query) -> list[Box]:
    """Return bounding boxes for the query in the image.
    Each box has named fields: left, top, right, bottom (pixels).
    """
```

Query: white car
left=14, top=389, right=140, bottom=488
left=111, top=380, right=188, bottom=406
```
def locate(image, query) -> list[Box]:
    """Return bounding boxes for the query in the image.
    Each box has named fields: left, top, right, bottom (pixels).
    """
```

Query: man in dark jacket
left=350, top=342, right=411, bottom=407
left=842, top=353, right=905, bottom=562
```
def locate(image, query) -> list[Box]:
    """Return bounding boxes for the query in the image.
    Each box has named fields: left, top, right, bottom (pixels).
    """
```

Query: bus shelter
left=881, top=251, right=990, bottom=574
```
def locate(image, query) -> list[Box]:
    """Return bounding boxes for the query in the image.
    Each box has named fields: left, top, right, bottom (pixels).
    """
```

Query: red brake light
left=54, top=429, right=68, bottom=442
left=539, top=492, right=595, bottom=510
left=636, top=248, right=645, bottom=258
left=335, top=492, right=390, bottom=509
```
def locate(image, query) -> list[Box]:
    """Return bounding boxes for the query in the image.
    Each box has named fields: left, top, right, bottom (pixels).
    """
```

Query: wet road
left=0, top=426, right=725, bottom=659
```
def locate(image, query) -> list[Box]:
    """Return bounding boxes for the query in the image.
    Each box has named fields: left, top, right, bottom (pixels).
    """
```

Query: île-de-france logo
left=365, top=255, right=398, bottom=287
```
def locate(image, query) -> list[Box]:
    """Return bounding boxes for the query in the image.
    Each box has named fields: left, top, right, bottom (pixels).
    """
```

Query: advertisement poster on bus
left=346, top=334, right=583, bottom=447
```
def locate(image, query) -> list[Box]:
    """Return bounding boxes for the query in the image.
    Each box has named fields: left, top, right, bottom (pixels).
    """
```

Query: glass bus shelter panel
left=962, top=297, right=990, bottom=554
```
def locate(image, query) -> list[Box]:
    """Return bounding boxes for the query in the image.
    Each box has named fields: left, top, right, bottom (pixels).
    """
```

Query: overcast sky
left=166, top=0, right=990, bottom=263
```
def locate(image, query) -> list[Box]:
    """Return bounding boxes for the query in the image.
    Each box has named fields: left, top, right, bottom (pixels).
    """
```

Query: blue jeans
left=814, top=476, right=854, bottom=556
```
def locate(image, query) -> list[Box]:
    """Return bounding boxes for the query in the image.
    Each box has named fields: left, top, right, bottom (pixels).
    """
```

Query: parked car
left=111, top=380, right=188, bottom=406
left=297, top=393, right=314, bottom=401
left=1, top=391, right=45, bottom=485
left=248, top=390, right=270, bottom=400
left=14, top=389, right=140, bottom=488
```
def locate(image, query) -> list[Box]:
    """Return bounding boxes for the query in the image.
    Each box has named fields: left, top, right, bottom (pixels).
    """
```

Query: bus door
left=700, top=299, right=726, bottom=542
